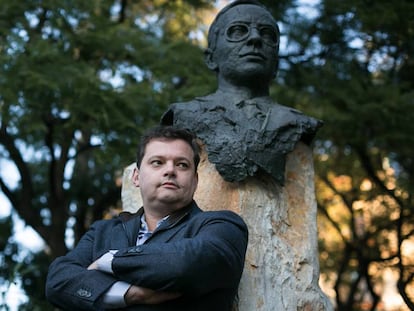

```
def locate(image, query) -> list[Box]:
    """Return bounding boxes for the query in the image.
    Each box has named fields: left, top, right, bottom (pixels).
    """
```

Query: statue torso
left=161, top=92, right=322, bottom=184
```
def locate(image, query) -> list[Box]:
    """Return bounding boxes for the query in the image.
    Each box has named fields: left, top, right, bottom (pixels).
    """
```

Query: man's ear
left=132, top=167, right=140, bottom=187
left=204, top=48, right=218, bottom=72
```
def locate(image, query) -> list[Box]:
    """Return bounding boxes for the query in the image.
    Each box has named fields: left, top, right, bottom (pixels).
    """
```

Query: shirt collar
left=140, top=214, right=170, bottom=233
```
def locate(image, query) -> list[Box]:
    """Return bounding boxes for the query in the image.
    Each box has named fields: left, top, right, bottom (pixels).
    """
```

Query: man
left=161, top=0, right=322, bottom=185
left=46, top=126, right=248, bottom=310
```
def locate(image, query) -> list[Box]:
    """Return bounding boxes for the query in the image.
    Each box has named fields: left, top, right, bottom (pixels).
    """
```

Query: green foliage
left=0, top=216, right=53, bottom=310
left=0, top=216, right=16, bottom=288
left=1, top=0, right=413, bottom=309
left=0, top=0, right=215, bottom=308
left=268, top=0, right=414, bottom=308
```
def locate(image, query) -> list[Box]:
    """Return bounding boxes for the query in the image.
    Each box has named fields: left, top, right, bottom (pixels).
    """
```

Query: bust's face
left=211, top=4, right=279, bottom=84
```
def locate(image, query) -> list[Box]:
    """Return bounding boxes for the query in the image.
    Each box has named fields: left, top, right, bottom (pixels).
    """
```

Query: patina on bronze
left=162, top=0, right=322, bottom=185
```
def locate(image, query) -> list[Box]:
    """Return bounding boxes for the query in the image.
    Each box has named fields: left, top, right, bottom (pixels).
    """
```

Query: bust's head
left=205, top=0, right=280, bottom=86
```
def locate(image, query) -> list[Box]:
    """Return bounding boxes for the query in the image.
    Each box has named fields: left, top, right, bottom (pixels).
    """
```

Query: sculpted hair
left=136, top=126, right=201, bottom=172
left=206, top=0, right=280, bottom=53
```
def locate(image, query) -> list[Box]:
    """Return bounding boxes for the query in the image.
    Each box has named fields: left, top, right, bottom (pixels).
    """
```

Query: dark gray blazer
left=45, top=201, right=248, bottom=310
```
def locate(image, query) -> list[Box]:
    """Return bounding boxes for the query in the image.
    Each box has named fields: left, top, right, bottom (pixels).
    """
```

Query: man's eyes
left=177, top=162, right=189, bottom=169
left=149, top=160, right=190, bottom=169
left=151, top=160, right=163, bottom=166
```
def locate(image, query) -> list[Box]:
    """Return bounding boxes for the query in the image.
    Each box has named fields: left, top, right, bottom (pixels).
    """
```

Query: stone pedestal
left=122, top=142, right=333, bottom=311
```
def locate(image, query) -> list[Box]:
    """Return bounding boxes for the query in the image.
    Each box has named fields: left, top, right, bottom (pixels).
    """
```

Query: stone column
left=122, top=142, right=333, bottom=311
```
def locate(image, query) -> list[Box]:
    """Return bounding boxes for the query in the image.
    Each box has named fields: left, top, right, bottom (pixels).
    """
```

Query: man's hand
left=87, top=259, right=99, bottom=270
left=124, top=285, right=181, bottom=305
left=87, top=251, right=117, bottom=273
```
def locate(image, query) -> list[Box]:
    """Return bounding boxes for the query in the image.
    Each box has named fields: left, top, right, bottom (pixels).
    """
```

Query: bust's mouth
left=239, top=52, right=266, bottom=60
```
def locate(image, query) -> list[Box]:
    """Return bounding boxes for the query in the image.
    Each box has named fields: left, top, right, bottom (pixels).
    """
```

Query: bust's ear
left=204, top=48, right=218, bottom=72
left=272, top=58, right=279, bottom=79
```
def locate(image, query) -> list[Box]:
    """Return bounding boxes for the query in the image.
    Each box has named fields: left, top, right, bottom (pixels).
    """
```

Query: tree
left=2, top=0, right=413, bottom=309
left=0, top=0, right=215, bottom=308
left=267, top=0, right=414, bottom=309
left=0, top=216, right=18, bottom=310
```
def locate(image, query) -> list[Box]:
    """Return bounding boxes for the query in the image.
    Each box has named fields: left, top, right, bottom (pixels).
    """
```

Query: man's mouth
left=161, top=181, right=179, bottom=189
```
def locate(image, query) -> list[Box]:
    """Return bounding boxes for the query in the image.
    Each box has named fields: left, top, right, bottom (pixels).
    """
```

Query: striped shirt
left=137, top=214, right=169, bottom=245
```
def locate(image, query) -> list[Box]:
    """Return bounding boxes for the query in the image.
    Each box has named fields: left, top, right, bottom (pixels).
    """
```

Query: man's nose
left=163, top=161, right=176, bottom=176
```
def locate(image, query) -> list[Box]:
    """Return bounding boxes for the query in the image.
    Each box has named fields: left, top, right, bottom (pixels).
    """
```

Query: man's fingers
left=124, top=285, right=181, bottom=305
left=87, top=261, right=98, bottom=270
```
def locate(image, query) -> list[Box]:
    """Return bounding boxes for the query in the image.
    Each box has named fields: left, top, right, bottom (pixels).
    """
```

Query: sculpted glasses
left=225, top=22, right=279, bottom=47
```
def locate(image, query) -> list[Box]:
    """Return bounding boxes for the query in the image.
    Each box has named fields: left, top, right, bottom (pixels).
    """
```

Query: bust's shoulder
left=257, top=97, right=322, bottom=129
left=160, top=94, right=218, bottom=125
left=174, top=94, right=221, bottom=109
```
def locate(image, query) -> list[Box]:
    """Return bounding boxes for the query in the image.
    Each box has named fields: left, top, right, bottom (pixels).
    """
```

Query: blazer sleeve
left=111, top=210, right=248, bottom=296
left=45, top=221, right=120, bottom=311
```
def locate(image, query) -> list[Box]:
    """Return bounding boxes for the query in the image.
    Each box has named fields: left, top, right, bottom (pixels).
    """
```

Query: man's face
left=134, top=138, right=198, bottom=213
left=210, top=4, right=279, bottom=84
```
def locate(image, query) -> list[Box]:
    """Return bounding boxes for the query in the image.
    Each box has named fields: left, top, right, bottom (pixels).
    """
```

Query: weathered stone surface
left=121, top=142, right=333, bottom=310
left=121, top=163, right=141, bottom=214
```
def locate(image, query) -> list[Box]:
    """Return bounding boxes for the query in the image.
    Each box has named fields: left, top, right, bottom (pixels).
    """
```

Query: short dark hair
left=206, top=0, right=280, bottom=53
left=136, top=125, right=201, bottom=172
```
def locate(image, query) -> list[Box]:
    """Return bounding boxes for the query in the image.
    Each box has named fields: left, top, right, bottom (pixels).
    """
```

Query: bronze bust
left=162, top=0, right=322, bottom=185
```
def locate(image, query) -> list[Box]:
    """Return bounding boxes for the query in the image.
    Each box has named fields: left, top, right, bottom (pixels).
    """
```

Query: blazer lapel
left=146, top=202, right=200, bottom=243
left=120, top=208, right=143, bottom=246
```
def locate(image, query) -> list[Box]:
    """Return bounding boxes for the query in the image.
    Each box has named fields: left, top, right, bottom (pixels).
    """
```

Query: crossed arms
left=45, top=210, right=248, bottom=310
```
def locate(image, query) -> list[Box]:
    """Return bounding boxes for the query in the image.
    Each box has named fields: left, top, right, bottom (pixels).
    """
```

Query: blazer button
left=127, top=246, right=143, bottom=253
left=76, top=288, right=92, bottom=298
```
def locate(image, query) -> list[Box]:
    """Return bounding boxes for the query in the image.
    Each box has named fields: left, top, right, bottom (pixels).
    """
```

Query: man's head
left=134, top=126, right=200, bottom=213
left=205, top=0, right=280, bottom=85
left=136, top=126, right=200, bottom=171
